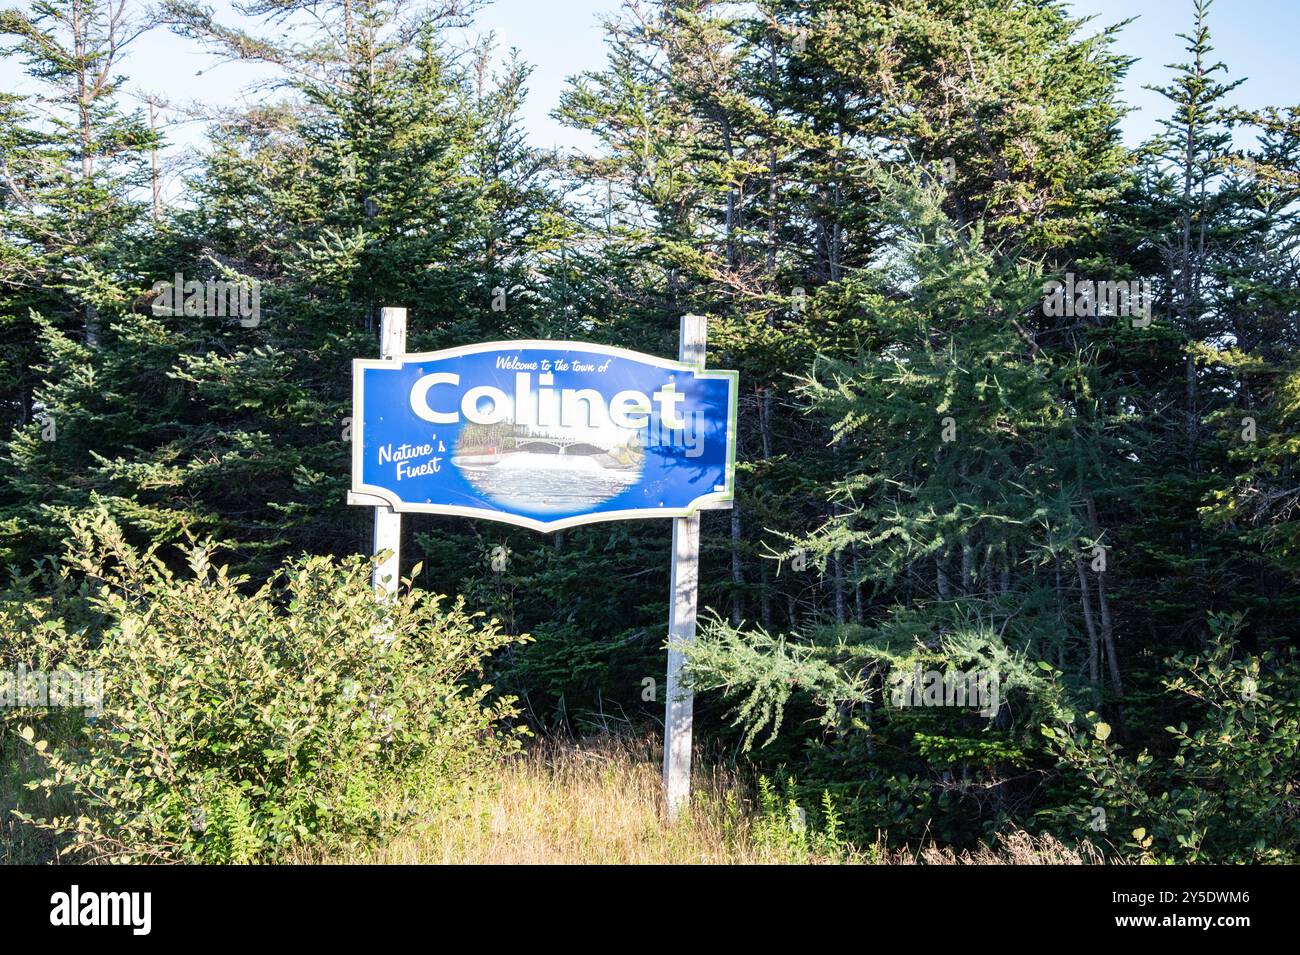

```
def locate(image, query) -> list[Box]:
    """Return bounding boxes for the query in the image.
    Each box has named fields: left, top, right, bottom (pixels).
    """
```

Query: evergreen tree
left=1, top=0, right=559, bottom=572
left=0, top=0, right=157, bottom=561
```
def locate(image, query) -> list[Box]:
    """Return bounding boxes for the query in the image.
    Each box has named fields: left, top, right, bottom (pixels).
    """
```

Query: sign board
left=350, top=340, right=737, bottom=532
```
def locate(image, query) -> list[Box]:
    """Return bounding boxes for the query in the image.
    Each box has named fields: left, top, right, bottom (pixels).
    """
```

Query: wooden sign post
left=371, top=306, right=406, bottom=596
left=663, top=314, right=708, bottom=821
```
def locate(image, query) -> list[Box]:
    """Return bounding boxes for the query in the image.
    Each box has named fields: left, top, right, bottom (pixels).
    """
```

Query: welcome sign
left=350, top=340, right=737, bottom=531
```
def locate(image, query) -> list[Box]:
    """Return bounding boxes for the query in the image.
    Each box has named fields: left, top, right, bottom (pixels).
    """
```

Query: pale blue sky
left=4, top=0, right=1298, bottom=161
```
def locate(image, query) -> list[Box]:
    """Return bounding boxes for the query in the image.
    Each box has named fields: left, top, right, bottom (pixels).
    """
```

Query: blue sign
left=350, top=341, right=738, bottom=531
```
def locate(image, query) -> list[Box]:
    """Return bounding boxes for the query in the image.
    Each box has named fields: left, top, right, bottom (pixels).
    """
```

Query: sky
left=4, top=0, right=1299, bottom=163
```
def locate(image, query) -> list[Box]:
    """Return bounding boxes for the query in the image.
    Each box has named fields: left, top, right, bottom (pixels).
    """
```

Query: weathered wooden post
left=663, top=314, right=707, bottom=820
left=371, top=306, right=406, bottom=596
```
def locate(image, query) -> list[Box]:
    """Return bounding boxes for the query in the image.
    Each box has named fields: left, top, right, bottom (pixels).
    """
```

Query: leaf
left=1094, top=722, right=1112, bottom=741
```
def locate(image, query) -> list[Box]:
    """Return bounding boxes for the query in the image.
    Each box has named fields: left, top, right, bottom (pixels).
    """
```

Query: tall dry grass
left=331, top=734, right=839, bottom=864
left=321, top=734, right=1098, bottom=865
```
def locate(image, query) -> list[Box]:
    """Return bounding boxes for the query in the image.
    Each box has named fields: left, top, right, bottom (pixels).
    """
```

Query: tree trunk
left=1074, top=557, right=1101, bottom=692
left=730, top=497, right=745, bottom=625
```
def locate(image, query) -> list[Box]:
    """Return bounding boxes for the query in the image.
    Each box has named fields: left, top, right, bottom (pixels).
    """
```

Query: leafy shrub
left=1044, top=615, right=1300, bottom=863
left=6, top=510, right=525, bottom=863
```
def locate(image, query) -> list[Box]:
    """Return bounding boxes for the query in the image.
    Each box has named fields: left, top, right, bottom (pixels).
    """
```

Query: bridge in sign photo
left=511, top=436, right=605, bottom=455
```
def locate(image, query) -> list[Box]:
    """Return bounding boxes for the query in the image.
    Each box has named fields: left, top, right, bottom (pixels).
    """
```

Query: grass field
left=315, top=735, right=1099, bottom=865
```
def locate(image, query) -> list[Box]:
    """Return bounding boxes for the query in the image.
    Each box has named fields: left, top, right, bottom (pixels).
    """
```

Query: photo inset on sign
left=453, top=417, right=645, bottom=513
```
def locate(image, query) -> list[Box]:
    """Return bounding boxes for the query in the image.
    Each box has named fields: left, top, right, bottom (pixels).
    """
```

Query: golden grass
left=323, top=734, right=1099, bottom=865
left=917, top=829, right=1104, bottom=865
left=332, top=734, right=833, bottom=864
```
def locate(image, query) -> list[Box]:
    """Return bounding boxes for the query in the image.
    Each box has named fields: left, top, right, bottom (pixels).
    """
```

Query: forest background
left=2, top=0, right=1299, bottom=863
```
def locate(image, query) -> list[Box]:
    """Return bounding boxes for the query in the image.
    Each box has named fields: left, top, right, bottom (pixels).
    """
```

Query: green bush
left=5, top=510, right=525, bottom=863
left=1044, top=615, right=1300, bottom=863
